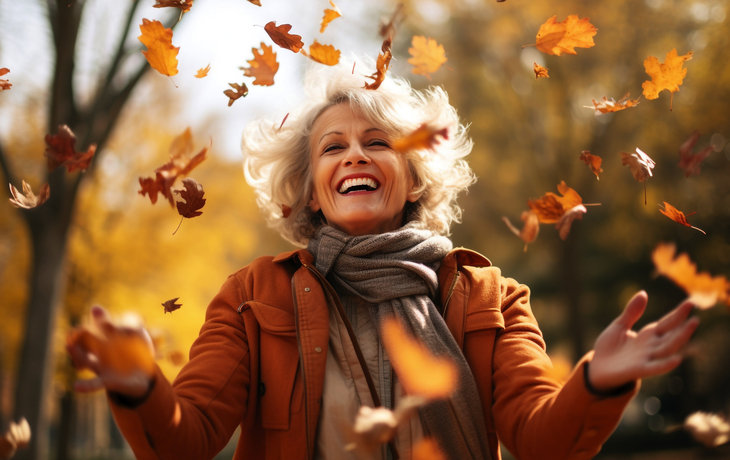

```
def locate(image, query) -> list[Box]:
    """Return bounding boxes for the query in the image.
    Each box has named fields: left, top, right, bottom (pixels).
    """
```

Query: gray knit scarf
left=307, top=223, right=491, bottom=460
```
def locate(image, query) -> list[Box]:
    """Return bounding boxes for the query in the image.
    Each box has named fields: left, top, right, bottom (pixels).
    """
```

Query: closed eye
left=323, top=144, right=342, bottom=154
left=367, top=139, right=390, bottom=148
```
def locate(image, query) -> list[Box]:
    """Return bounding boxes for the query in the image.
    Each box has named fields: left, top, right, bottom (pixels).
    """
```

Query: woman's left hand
left=588, top=290, right=699, bottom=393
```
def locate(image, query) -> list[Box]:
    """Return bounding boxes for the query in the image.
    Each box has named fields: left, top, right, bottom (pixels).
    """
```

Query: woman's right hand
left=66, top=306, right=156, bottom=399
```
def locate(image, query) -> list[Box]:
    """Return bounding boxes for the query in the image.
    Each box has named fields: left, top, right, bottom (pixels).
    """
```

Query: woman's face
left=309, top=103, right=420, bottom=236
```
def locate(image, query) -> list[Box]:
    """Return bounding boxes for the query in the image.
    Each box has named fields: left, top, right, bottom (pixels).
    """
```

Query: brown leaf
left=224, top=82, right=249, bottom=106
left=642, top=49, right=693, bottom=111
left=621, top=148, right=655, bottom=204
left=247, top=0, right=261, bottom=5
left=162, top=297, right=182, bottom=314
left=555, top=204, right=587, bottom=241
left=528, top=181, right=590, bottom=240
left=138, top=173, right=175, bottom=207
left=175, top=178, right=206, bottom=218
left=579, top=150, right=603, bottom=179
left=300, top=41, right=341, bottom=66
left=364, top=37, right=393, bottom=90
left=685, top=412, right=730, bottom=447
left=659, top=202, right=705, bottom=234
left=320, top=0, right=342, bottom=33
left=502, top=210, right=540, bottom=251
left=528, top=15, right=597, bottom=56
left=0, top=68, right=11, bottom=91
left=533, top=62, right=549, bottom=79
left=264, top=22, right=304, bottom=53
left=652, top=242, right=730, bottom=309
left=408, top=36, right=447, bottom=79
left=194, top=64, right=210, bottom=78
left=678, top=130, right=713, bottom=177
left=8, top=181, right=50, bottom=209
left=138, top=18, right=179, bottom=77
left=152, top=0, right=193, bottom=13
left=44, top=125, right=97, bottom=172
left=584, top=93, right=641, bottom=115
left=378, top=3, right=405, bottom=39
left=392, top=124, right=449, bottom=154
left=240, top=43, right=279, bottom=86
left=381, top=318, right=456, bottom=399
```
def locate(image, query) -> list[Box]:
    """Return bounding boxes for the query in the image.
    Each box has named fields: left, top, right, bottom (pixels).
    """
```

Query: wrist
left=108, top=376, right=156, bottom=408
left=584, top=361, right=635, bottom=397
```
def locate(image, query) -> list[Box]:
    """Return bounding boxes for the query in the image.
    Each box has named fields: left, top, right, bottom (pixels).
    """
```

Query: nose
left=341, top=143, right=371, bottom=167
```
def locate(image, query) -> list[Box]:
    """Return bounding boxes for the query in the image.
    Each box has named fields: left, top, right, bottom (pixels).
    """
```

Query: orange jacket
left=109, top=248, right=638, bottom=460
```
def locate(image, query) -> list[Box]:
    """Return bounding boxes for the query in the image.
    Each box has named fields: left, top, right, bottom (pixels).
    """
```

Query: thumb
left=615, top=290, right=648, bottom=330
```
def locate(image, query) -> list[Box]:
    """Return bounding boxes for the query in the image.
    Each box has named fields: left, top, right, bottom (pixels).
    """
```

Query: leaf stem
left=173, top=215, right=183, bottom=235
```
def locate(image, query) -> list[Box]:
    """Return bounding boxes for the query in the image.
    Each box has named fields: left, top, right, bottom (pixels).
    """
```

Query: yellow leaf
left=301, top=40, right=341, bottom=66
left=642, top=49, right=693, bottom=111
left=240, top=43, right=279, bottom=86
left=195, top=64, right=211, bottom=78
left=531, top=15, right=597, bottom=56
left=320, top=0, right=342, bottom=33
left=533, top=62, right=549, bottom=79
left=138, top=18, right=179, bottom=77
left=408, top=36, right=447, bottom=79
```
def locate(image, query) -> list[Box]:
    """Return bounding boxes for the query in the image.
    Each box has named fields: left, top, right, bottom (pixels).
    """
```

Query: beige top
left=315, top=292, right=424, bottom=460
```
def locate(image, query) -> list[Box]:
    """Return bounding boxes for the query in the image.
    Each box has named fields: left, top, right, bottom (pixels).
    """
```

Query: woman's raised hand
left=588, top=291, right=700, bottom=393
left=66, top=306, right=156, bottom=398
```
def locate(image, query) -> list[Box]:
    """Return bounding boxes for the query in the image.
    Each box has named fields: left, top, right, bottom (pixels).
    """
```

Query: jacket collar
left=272, top=248, right=314, bottom=265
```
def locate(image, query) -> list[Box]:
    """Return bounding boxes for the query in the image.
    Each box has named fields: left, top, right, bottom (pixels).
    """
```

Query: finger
left=655, top=300, right=695, bottom=336
left=73, top=376, right=105, bottom=393
left=92, top=305, right=116, bottom=336
left=615, top=290, right=648, bottom=329
left=641, top=354, right=683, bottom=378
left=650, top=317, right=700, bottom=360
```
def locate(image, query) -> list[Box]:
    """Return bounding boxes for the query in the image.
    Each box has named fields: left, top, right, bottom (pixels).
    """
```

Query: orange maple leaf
left=173, top=178, right=206, bottom=234
left=45, top=124, right=97, bottom=172
left=579, top=150, right=603, bottom=180
left=381, top=318, right=456, bottom=399
left=392, top=124, right=449, bottom=154
left=642, top=49, right=693, bottom=111
left=320, top=0, right=342, bottom=33
left=659, top=202, right=705, bottom=234
left=412, top=438, right=446, bottom=460
left=195, top=64, right=210, bottom=78
left=364, top=37, right=393, bottom=90
left=0, top=68, right=11, bottom=91
left=264, top=22, right=304, bottom=53
left=621, top=148, right=655, bottom=204
left=9, top=181, right=50, bottom=209
left=678, top=130, right=713, bottom=177
left=502, top=210, right=540, bottom=252
left=138, top=19, right=179, bottom=78
left=528, top=181, right=592, bottom=240
left=652, top=242, right=730, bottom=309
left=224, top=82, right=249, bottom=106
left=584, top=93, right=641, bottom=115
left=162, top=297, right=182, bottom=313
left=240, top=43, right=279, bottom=86
left=533, top=62, right=549, bottom=79
left=300, top=40, right=341, bottom=66
left=247, top=0, right=261, bottom=5
left=152, top=0, right=193, bottom=13
left=408, top=36, right=447, bottom=79
left=527, top=15, right=597, bottom=56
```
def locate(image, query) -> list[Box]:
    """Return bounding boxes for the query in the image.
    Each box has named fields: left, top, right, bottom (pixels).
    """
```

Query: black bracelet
left=108, top=377, right=157, bottom=409
left=583, top=362, right=635, bottom=397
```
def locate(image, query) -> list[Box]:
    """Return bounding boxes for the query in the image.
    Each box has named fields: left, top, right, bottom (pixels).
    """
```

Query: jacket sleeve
left=107, top=272, right=251, bottom=460
left=491, top=276, right=639, bottom=460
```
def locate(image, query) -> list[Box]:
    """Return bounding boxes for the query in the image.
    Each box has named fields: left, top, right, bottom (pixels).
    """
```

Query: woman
left=67, top=63, right=699, bottom=460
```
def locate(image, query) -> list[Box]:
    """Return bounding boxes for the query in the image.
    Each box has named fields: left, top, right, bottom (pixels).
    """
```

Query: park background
left=1, top=0, right=729, bottom=458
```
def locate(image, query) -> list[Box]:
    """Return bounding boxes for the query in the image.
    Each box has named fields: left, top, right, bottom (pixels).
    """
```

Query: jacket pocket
left=247, top=301, right=303, bottom=430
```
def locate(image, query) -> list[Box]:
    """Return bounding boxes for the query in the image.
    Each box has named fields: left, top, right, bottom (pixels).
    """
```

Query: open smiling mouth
left=338, top=177, right=380, bottom=195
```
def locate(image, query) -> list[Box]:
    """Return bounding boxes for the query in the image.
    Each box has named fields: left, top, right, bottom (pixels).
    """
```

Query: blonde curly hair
left=241, top=60, right=476, bottom=247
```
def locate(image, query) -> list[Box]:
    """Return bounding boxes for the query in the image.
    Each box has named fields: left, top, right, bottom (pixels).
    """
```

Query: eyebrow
left=317, top=127, right=388, bottom=145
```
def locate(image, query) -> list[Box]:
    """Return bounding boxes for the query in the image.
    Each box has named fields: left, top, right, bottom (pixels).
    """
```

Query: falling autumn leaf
left=685, top=412, right=730, bottom=447
left=502, top=210, right=540, bottom=252
left=320, top=0, right=342, bottom=33
left=579, top=150, right=603, bottom=179
left=45, top=125, right=97, bottom=172
left=678, top=130, right=713, bottom=177
left=0, top=417, right=30, bottom=460
left=659, top=202, right=705, bottom=234
left=301, top=41, right=341, bottom=66
left=621, top=148, right=655, bottom=204
left=584, top=93, right=641, bottom=115
left=526, top=15, right=597, bottom=56
left=152, top=0, right=193, bottom=13
left=642, top=49, right=693, bottom=111
left=240, top=43, right=279, bottom=86
left=173, top=178, right=206, bottom=234
left=381, top=318, right=456, bottom=399
left=138, top=173, right=174, bottom=207
left=224, top=82, right=249, bottom=107
left=138, top=18, right=179, bottom=77
left=194, top=64, right=210, bottom=78
left=652, top=242, right=730, bottom=309
left=162, top=297, right=182, bottom=314
left=533, top=62, right=549, bottom=79
left=247, top=0, right=261, bottom=5
left=528, top=181, right=591, bottom=240
left=379, top=3, right=405, bottom=39
left=281, top=204, right=292, bottom=218
left=412, top=438, right=446, bottom=460
left=8, top=181, right=50, bottom=209
left=0, top=68, right=11, bottom=91
left=392, top=124, right=449, bottom=154
left=364, top=37, right=393, bottom=90
left=264, top=22, right=304, bottom=53
left=408, top=36, right=447, bottom=79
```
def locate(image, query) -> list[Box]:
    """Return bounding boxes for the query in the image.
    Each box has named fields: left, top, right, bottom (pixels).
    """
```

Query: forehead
left=311, top=103, right=380, bottom=140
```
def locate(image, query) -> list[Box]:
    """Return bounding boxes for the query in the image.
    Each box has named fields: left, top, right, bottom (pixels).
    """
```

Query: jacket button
left=315, top=347, right=322, bottom=353
left=258, top=382, right=266, bottom=396
left=304, top=287, right=311, bottom=292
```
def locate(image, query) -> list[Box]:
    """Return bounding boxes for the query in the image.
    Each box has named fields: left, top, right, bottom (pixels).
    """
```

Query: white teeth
left=338, top=177, right=379, bottom=193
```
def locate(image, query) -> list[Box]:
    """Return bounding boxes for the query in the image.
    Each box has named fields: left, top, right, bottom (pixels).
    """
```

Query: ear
left=405, top=175, right=422, bottom=203
left=309, top=189, right=321, bottom=212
